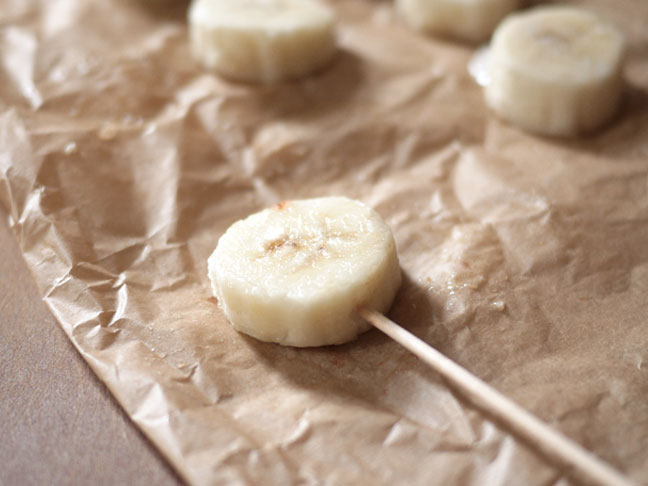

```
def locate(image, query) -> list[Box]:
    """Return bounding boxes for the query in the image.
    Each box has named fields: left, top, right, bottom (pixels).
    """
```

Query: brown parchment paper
left=1, top=0, right=648, bottom=484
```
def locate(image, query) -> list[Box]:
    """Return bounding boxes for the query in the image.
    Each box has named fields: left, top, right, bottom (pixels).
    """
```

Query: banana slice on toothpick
left=485, top=5, right=626, bottom=137
left=188, top=0, right=337, bottom=83
left=396, top=0, right=520, bottom=43
left=208, top=197, right=402, bottom=347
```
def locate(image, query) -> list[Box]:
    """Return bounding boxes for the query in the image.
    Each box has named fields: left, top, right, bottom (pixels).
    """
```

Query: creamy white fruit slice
left=485, top=5, right=625, bottom=137
left=396, top=0, right=520, bottom=43
left=188, top=0, right=337, bottom=83
left=208, top=197, right=402, bottom=347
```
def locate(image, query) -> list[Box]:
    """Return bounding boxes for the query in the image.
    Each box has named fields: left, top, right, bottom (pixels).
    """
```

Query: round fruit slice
left=485, top=5, right=626, bottom=136
left=188, top=0, right=337, bottom=83
left=208, top=197, right=402, bottom=347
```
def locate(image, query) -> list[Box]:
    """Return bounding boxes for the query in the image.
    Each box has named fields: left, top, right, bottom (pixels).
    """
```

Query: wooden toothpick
left=359, top=309, right=635, bottom=486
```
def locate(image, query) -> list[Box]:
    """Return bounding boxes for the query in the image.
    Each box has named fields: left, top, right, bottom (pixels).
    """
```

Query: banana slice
left=396, top=0, right=520, bottom=43
left=188, top=0, right=337, bottom=83
left=208, top=197, right=402, bottom=347
left=485, top=6, right=625, bottom=137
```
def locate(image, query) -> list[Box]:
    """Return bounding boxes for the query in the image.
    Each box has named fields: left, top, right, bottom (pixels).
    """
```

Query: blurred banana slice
left=396, top=0, right=520, bottom=43
left=485, top=5, right=625, bottom=137
left=188, top=0, right=337, bottom=83
left=208, top=197, right=402, bottom=347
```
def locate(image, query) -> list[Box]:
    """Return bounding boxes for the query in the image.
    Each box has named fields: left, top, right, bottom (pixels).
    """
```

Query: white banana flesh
left=208, top=197, right=402, bottom=347
left=485, top=6, right=625, bottom=137
left=396, top=0, right=520, bottom=43
left=188, top=0, right=337, bottom=83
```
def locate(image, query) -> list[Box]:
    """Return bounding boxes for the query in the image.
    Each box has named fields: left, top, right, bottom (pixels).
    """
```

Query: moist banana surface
left=485, top=5, right=625, bottom=136
left=208, top=197, right=402, bottom=347
left=188, top=0, right=337, bottom=83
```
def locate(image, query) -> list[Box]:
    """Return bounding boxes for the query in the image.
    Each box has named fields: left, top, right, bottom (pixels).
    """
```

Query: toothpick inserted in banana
left=208, top=198, right=634, bottom=486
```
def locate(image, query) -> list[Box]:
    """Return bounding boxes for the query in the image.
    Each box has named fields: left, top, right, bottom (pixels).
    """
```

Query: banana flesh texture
left=485, top=6, right=625, bottom=137
left=208, top=197, right=402, bottom=347
left=397, top=0, right=520, bottom=43
left=188, top=0, right=337, bottom=83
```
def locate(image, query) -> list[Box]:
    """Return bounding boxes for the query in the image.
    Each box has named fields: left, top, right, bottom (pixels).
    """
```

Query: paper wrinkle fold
left=1, top=0, right=648, bottom=485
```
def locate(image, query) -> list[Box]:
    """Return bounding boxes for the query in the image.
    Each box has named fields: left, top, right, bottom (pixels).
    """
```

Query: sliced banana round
left=208, top=197, right=402, bottom=347
left=396, top=0, right=520, bottom=43
left=485, top=6, right=626, bottom=137
left=188, top=0, right=337, bottom=83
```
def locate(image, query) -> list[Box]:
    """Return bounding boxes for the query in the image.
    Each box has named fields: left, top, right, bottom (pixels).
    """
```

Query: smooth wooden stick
left=359, top=309, right=635, bottom=486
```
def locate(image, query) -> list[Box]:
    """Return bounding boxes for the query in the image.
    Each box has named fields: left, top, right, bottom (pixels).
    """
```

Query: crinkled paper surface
left=1, top=0, right=648, bottom=484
